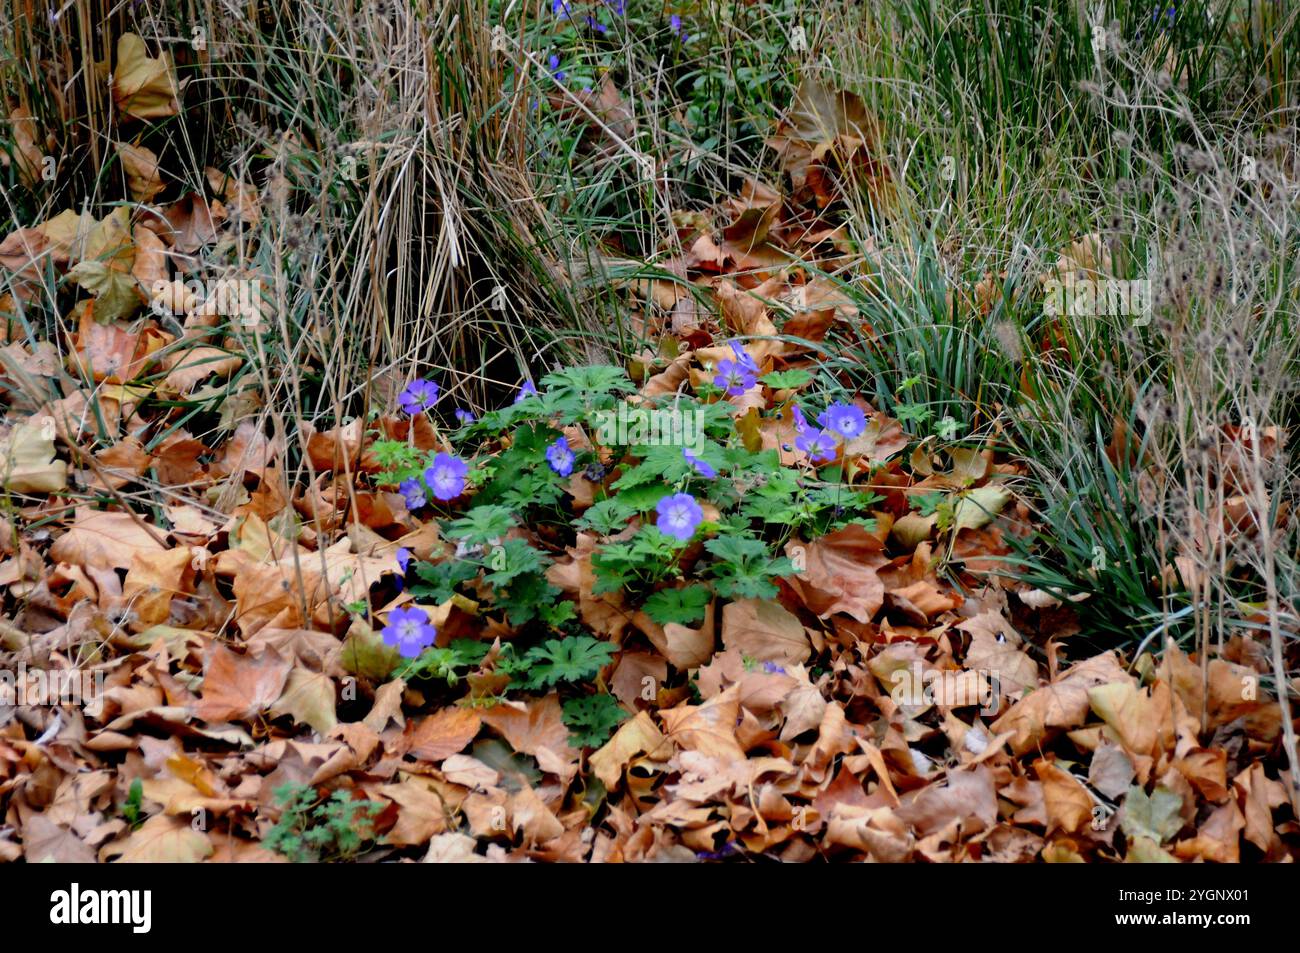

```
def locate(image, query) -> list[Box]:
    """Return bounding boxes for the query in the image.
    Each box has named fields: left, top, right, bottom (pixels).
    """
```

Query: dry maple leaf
left=192, top=644, right=292, bottom=723
left=106, top=813, right=212, bottom=862
left=111, top=33, right=183, bottom=120
left=161, top=345, right=242, bottom=394
left=895, top=765, right=999, bottom=838
left=404, top=707, right=482, bottom=762
left=783, top=523, right=888, bottom=622
left=50, top=507, right=166, bottom=570
left=116, top=141, right=166, bottom=201
left=379, top=774, right=451, bottom=847
left=269, top=667, right=338, bottom=734
left=0, top=418, right=67, bottom=494
left=721, top=598, right=810, bottom=665
left=122, top=546, right=194, bottom=628
left=160, top=193, right=221, bottom=253
left=590, top=710, right=672, bottom=789
left=992, top=651, right=1130, bottom=755
left=480, top=694, right=580, bottom=780
left=659, top=684, right=746, bottom=763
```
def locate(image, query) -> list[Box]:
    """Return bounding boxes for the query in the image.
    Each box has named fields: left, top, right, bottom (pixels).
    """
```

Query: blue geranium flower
left=656, top=492, right=704, bottom=543
left=546, top=436, right=576, bottom=477
left=425, top=453, right=469, bottom=501
left=398, top=378, right=439, bottom=415
left=381, top=606, right=437, bottom=658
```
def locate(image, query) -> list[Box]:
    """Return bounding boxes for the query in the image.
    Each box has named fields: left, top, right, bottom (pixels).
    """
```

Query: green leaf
left=481, top=538, right=550, bottom=589
left=443, top=504, right=517, bottom=545
left=562, top=694, right=630, bottom=747
left=575, top=496, right=638, bottom=534
left=643, top=584, right=712, bottom=625
left=408, top=560, right=478, bottom=602
left=518, top=635, right=618, bottom=689
left=541, top=364, right=635, bottom=401
left=760, top=369, right=813, bottom=389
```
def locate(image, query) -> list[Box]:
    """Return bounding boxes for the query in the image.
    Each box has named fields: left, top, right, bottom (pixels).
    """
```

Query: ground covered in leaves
left=0, top=33, right=1297, bottom=864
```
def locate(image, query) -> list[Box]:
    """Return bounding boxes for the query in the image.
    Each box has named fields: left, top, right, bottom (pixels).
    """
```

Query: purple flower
left=382, top=606, right=437, bottom=658
left=399, top=478, right=426, bottom=511
left=656, top=492, right=704, bottom=543
left=713, top=358, right=757, bottom=397
left=552, top=0, right=572, bottom=18
left=762, top=661, right=786, bottom=675
left=393, top=546, right=413, bottom=592
left=606, top=0, right=626, bottom=15
left=546, top=436, right=576, bottom=477
left=796, top=428, right=838, bottom=463
left=669, top=14, right=688, bottom=41
left=791, top=403, right=810, bottom=433
left=584, top=14, right=607, bottom=32
left=398, top=378, right=439, bottom=415
left=548, top=54, right=566, bottom=81
left=515, top=380, right=538, bottom=403
left=425, top=452, right=469, bottom=501
left=455, top=408, right=476, bottom=425
left=728, top=341, right=759, bottom=374
left=683, top=448, right=716, bottom=479
left=820, top=402, right=867, bottom=440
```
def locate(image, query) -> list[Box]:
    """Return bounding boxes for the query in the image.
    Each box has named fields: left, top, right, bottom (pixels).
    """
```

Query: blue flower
left=682, top=448, right=716, bottom=479
left=393, top=546, right=413, bottom=592
left=515, top=380, right=539, bottom=403
left=546, top=436, right=576, bottom=477
left=669, top=14, right=688, bottom=41
left=606, top=0, right=626, bottom=15
left=656, top=492, right=704, bottom=543
left=382, top=606, right=437, bottom=658
left=584, top=14, right=607, bottom=33
left=819, top=402, right=867, bottom=440
left=548, top=53, right=567, bottom=81
left=399, top=477, right=426, bottom=511
left=398, top=378, right=439, bottom=415
left=552, top=0, right=572, bottom=18
left=425, top=453, right=469, bottom=501
left=791, top=403, right=810, bottom=433
left=728, top=340, right=759, bottom=374
left=796, top=428, right=838, bottom=463
left=455, top=408, right=476, bottom=426
left=713, top=358, right=757, bottom=397
left=762, top=661, right=786, bottom=675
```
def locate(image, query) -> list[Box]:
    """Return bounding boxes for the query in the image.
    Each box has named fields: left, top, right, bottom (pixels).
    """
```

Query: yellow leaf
left=68, top=260, right=144, bottom=322
left=270, top=668, right=338, bottom=734
left=112, top=34, right=182, bottom=120
left=108, top=814, right=212, bottom=862
left=0, top=418, right=67, bottom=494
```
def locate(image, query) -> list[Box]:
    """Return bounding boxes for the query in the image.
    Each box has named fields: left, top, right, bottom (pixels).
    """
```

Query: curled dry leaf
left=116, top=141, right=166, bottom=202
